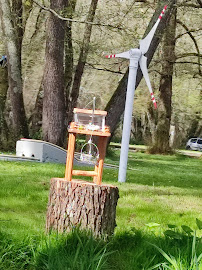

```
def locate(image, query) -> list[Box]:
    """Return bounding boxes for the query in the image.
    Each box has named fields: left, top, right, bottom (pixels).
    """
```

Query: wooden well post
left=46, top=109, right=119, bottom=237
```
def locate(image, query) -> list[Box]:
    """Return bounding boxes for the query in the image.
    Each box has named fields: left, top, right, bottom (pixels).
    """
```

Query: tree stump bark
left=46, top=178, right=119, bottom=237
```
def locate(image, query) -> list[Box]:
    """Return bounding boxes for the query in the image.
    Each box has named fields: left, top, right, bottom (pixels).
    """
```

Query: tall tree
left=42, top=0, right=68, bottom=146
left=150, top=3, right=177, bottom=153
left=0, top=0, right=28, bottom=140
left=68, top=0, right=99, bottom=122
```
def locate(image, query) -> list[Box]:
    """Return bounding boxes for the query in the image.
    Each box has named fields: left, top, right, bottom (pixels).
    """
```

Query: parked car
left=186, top=138, right=202, bottom=151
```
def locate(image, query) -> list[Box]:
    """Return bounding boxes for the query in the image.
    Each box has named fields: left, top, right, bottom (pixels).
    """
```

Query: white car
left=186, top=138, right=202, bottom=151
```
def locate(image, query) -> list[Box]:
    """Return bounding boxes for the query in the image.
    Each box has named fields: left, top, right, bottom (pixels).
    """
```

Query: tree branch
left=175, top=28, right=202, bottom=40
left=178, top=2, right=202, bottom=8
left=175, top=61, right=202, bottom=67
left=32, top=0, right=123, bottom=29
left=86, top=62, right=124, bottom=74
left=177, top=19, right=202, bottom=75
left=176, top=52, right=202, bottom=59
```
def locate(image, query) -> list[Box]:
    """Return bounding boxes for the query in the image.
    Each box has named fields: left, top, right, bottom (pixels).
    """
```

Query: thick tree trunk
left=105, top=0, right=176, bottom=135
left=42, top=0, right=68, bottom=146
left=68, top=0, right=98, bottom=122
left=150, top=4, right=177, bottom=154
left=46, top=178, right=119, bottom=237
left=0, top=0, right=28, bottom=140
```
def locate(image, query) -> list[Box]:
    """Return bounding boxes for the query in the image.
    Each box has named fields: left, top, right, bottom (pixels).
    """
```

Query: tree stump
left=46, top=178, right=119, bottom=237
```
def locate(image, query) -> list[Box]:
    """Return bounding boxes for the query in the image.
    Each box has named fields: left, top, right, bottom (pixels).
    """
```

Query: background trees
left=42, top=0, right=68, bottom=146
left=0, top=0, right=201, bottom=150
left=149, top=2, right=177, bottom=153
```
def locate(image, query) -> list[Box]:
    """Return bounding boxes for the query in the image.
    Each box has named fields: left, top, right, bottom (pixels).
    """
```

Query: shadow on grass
left=34, top=229, right=201, bottom=270
left=3, top=230, right=201, bottom=270
left=0, top=229, right=38, bottom=270
left=0, top=227, right=201, bottom=270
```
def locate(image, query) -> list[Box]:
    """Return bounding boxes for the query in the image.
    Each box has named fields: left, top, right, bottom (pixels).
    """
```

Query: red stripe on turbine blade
left=159, top=5, right=167, bottom=19
left=150, top=93, right=157, bottom=108
left=105, top=54, right=116, bottom=58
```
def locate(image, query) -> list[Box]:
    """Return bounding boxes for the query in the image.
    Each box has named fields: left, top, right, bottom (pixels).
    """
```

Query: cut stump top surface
left=52, top=178, right=118, bottom=189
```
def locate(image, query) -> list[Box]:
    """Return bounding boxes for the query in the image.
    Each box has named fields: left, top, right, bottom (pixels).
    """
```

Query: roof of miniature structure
left=73, top=108, right=107, bottom=116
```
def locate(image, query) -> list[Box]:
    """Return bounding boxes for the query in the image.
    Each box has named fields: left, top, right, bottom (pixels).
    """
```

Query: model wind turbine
left=106, top=5, right=167, bottom=183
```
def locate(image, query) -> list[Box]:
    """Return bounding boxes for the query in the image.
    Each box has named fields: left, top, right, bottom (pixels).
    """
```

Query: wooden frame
left=65, top=122, right=111, bottom=185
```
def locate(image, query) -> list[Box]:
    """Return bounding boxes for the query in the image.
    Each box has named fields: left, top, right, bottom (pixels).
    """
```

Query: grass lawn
left=0, top=150, right=201, bottom=269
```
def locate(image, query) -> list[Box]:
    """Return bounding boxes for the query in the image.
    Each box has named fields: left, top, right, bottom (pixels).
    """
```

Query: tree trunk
left=11, top=0, right=23, bottom=60
left=150, top=4, right=177, bottom=154
left=0, top=65, right=10, bottom=149
left=105, top=0, right=176, bottom=135
left=68, top=0, right=98, bottom=122
left=46, top=178, right=119, bottom=237
left=64, top=0, right=76, bottom=123
left=42, top=0, right=68, bottom=146
left=0, top=0, right=29, bottom=140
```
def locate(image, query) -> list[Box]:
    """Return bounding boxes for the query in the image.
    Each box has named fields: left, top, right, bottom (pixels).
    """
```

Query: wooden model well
left=65, top=109, right=110, bottom=185
left=46, top=108, right=119, bottom=236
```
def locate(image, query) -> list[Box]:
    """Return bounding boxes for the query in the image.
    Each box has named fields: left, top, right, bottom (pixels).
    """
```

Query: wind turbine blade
left=105, top=51, right=130, bottom=59
left=139, top=5, right=167, bottom=54
left=139, top=55, right=157, bottom=109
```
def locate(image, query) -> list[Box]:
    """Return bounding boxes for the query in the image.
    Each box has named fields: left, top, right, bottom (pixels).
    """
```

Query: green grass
left=0, top=151, right=201, bottom=269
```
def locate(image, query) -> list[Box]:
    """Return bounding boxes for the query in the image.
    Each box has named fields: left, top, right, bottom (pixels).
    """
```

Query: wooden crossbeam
left=72, top=170, right=98, bottom=177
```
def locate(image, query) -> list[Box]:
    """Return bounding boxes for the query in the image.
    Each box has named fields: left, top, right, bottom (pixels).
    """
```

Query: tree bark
left=0, top=65, right=10, bottom=149
left=0, top=0, right=29, bottom=140
left=105, top=0, right=176, bottom=135
left=42, top=0, right=68, bottom=146
left=11, top=0, right=23, bottom=60
left=68, top=0, right=98, bottom=122
left=150, top=4, right=177, bottom=153
left=46, top=178, right=119, bottom=237
left=64, top=0, right=76, bottom=113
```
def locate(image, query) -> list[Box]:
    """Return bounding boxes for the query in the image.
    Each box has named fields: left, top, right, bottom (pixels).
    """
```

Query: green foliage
left=148, top=221, right=202, bottom=270
left=164, top=219, right=202, bottom=240
left=196, top=219, right=202, bottom=230
left=148, top=233, right=202, bottom=270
